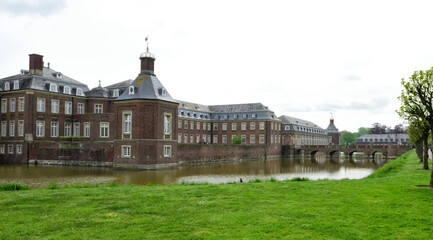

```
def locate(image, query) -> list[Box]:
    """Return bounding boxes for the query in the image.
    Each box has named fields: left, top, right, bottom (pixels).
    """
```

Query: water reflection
left=0, top=156, right=388, bottom=187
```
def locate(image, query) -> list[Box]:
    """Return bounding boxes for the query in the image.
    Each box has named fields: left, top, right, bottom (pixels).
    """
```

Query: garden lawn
left=0, top=150, right=432, bottom=239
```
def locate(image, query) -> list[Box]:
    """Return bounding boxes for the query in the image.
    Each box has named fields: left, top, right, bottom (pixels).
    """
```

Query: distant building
left=356, top=133, right=410, bottom=145
left=326, top=117, right=341, bottom=145
left=279, top=115, right=328, bottom=146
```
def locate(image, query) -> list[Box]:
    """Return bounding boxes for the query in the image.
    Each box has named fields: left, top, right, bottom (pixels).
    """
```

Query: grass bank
left=1, top=150, right=432, bottom=239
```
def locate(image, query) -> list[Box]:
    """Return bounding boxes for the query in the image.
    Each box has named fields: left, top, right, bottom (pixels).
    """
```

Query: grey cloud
left=280, top=105, right=313, bottom=113
left=316, top=98, right=389, bottom=111
left=0, top=0, right=66, bottom=16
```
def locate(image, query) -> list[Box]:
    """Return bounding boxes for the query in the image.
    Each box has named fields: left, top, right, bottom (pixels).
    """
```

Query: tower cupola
left=140, top=36, right=155, bottom=74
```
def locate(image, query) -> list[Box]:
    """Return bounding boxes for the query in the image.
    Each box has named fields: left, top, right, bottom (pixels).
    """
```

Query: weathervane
left=145, top=35, right=149, bottom=52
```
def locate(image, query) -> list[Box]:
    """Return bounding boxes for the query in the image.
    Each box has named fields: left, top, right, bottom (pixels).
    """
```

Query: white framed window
left=36, top=120, right=45, bottom=137
left=8, top=145, right=13, bottom=154
left=252, top=114, right=257, bottom=118
left=259, top=134, right=265, bottom=144
left=1, top=121, right=6, bottom=137
left=178, top=133, right=182, bottom=143
left=213, top=135, right=218, bottom=144
left=207, top=123, right=210, bottom=131
left=196, top=122, right=200, bottom=130
left=213, top=123, right=218, bottom=131
left=163, top=145, right=171, bottom=157
left=259, top=122, right=265, bottom=130
left=1, top=99, right=7, bottom=113
left=51, top=122, right=59, bottom=137
left=77, top=103, right=84, bottom=114
left=65, top=101, right=72, bottom=114
left=9, top=121, right=15, bottom=137
left=49, top=83, right=57, bottom=92
left=37, top=98, right=45, bottom=112
left=271, top=122, right=274, bottom=130
left=184, top=120, right=188, bottom=129
left=203, top=122, right=206, bottom=130
left=178, top=120, right=182, bottom=129
left=18, top=120, right=24, bottom=137
left=190, top=121, right=194, bottom=130
left=196, top=134, right=200, bottom=143
left=64, top=86, right=71, bottom=94
left=73, top=122, right=80, bottom=136
left=84, top=122, right=90, bottom=138
left=124, top=113, right=132, bottom=134
left=164, top=113, right=171, bottom=136
left=207, top=135, right=211, bottom=143
left=64, top=123, right=72, bottom=137
left=250, top=122, right=256, bottom=130
left=51, top=99, right=59, bottom=113
left=285, top=125, right=290, bottom=130
left=122, top=145, right=131, bottom=158
left=222, top=135, right=227, bottom=144
left=241, top=135, right=246, bottom=144
left=113, top=89, right=119, bottom=97
left=4, top=82, right=10, bottom=91
left=250, top=135, right=255, bottom=144
left=241, top=122, right=246, bottom=131
left=16, top=145, right=22, bottom=154
left=9, top=98, right=15, bottom=112
left=128, top=86, right=135, bottom=94
left=190, top=134, right=194, bottom=143
left=100, top=122, right=109, bottom=138
left=94, top=104, right=103, bottom=113
left=0, top=145, right=5, bottom=154
left=222, top=123, right=227, bottom=131
left=184, top=133, right=188, bottom=143
left=76, top=88, right=83, bottom=96
left=18, top=97, right=24, bottom=112
left=232, top=123, right=237, bottom=131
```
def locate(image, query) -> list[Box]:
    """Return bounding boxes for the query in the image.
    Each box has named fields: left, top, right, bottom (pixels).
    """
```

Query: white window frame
left=163, top=145, right=171, bottom=157
left=241, top=122, right=246, bottom=131
left=1, top=99, right=6, bottom=113
left=37, top=98, right=45, bottom=112
left=4, top=82, right=10, bottom=91
left=76, top=88, right=83, bottom=96
left=259, top=134, right=265, bottom=144
left=9, top=98, right=15, bottom=112
left=64, top=123, right=72, bottom=137
left=0, top=145, right=5, bottom=154
left=123, top=112, right=132, bottom=134
left=222, top=135, right=227, bottom=144
left=94, top=104, right=103, bottom=114
left=122, top=145, right=131, bottom=158
left=232, top=123, right=237, bottom=131
left=51, top=99, right=59, bottom=114
left=128, top=86, right=135, bottom=94
left=9, top=121, right=15, bottom=137
left=18, top=97, right=24, bottom=112
left=250, top=122, right=256, bottom=130
left=18, top=120, right=24, bottom=137
left=51, top=122, right=59, bottom=137
left=213, top=135, right=218, bottom=144
left=49, top=83, right=57, bottom=92
left=8, top=145, right=13, bottom=154
left=113, top=89, right=119, bottom=97
left=164, top=113, right=172, bottom=136
left=100, top=122, right=109, bottom=138
left=1, top=121, right=6, bottom=137
left=77, top=103, right=84, bottom=114
left=64, top=86, right=71, bottom=94
left=178, top=133, right=182, bottom=143
left=259, top=122, right=265, bottom=130
left=36, top=120, right=45, bottom=137
left=73, top=122, right=80, bottom=136
left=13, top=80, right=19, bottom=90
left=250, top=134, right=255, bottom=144
left=65, top=101, right=72, bottom=115
left=84, top=122, right=90, bottom=138
left=16, top=145, right=22, bottom=154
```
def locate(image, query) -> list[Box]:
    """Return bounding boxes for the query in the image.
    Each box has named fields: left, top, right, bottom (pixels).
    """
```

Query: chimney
left=29, top=54, right=43, bottom=75
left=140, top=52, right=155, bottom=74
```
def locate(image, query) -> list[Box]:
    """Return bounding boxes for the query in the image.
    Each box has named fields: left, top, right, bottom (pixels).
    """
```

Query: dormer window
left=128, top=86, right=135, bottom=94
left=234, top=114, right=238, bottom=119
left=76, top=88, right=83, bottom=96
left=158, top=87, right=167, bottom=96
left=252, top=114, right=257, bottom=118
left=49, top=83, right=57, bottom=92
left=112, top=89, right=119, bottom=97
left=13, top=81, right=19, bottom=90
left=63, top=86, right=71, bottom=94
left=56, top=73, right=62, bottom=78
left=4, top=82, right=10, bottom=91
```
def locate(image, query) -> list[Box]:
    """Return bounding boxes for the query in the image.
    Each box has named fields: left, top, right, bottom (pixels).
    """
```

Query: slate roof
left=0, top=67, right=89, bottom=93
left=86, top=86, right=109, bottom=98
left=279, top=115, right=324, bottom=129
left=105, top=79, right=133, bottom=89
left=356, top=133, right=409, bottom=142
left=326, top=122, right=339, bottom=133
left=115, top=72, right=177, bottom=103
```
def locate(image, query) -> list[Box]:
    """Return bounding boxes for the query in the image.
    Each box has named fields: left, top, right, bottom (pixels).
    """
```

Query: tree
left=369, top=123, right=389, bottom=134
left=356, top=127, right=370, bottom=138
left=390, top=124, right=408, bottom=134
left=341, top=131, right=356, bottom=145
left=398, top=67, right=433, bottom=186
left=408, top=118, right=429, bottom=169
left=231, top=135, right=242, bottom=144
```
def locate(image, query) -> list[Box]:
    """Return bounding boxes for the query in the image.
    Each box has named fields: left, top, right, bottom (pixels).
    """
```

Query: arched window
left=113, top=89, right=119, bottom=97
left=64, top=86, right=71, bottom=94
left=13, top=81, right=19, bottom=90
left=4, top=82, right=10, bottom=91
left=76, top=88, right=83, bottom=96
left=128, top=86, right=134, bottom=94
left=49, top=83, right=57, bottom=92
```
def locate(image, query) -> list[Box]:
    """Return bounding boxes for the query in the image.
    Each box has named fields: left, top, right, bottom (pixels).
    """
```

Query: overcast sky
left=1, top=0, right=432, bottom=132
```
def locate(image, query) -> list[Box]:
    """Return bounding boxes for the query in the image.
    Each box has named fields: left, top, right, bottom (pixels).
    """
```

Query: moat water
left=0, top=153, right=387, bottom=187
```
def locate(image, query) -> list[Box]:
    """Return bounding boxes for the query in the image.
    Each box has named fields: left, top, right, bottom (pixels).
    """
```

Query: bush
left=231, top=135, right=242, bottom=144
left=290, top=177, right=309, bottom=182
left=0, top=183, right=30, bottom=191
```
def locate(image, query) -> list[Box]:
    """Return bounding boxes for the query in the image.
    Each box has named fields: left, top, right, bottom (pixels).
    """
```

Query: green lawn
left=1, top=150, right=432, bottom=239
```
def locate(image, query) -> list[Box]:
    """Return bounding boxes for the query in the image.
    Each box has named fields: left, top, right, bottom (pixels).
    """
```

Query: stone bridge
left=282, top=144, right=412, bottom=159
